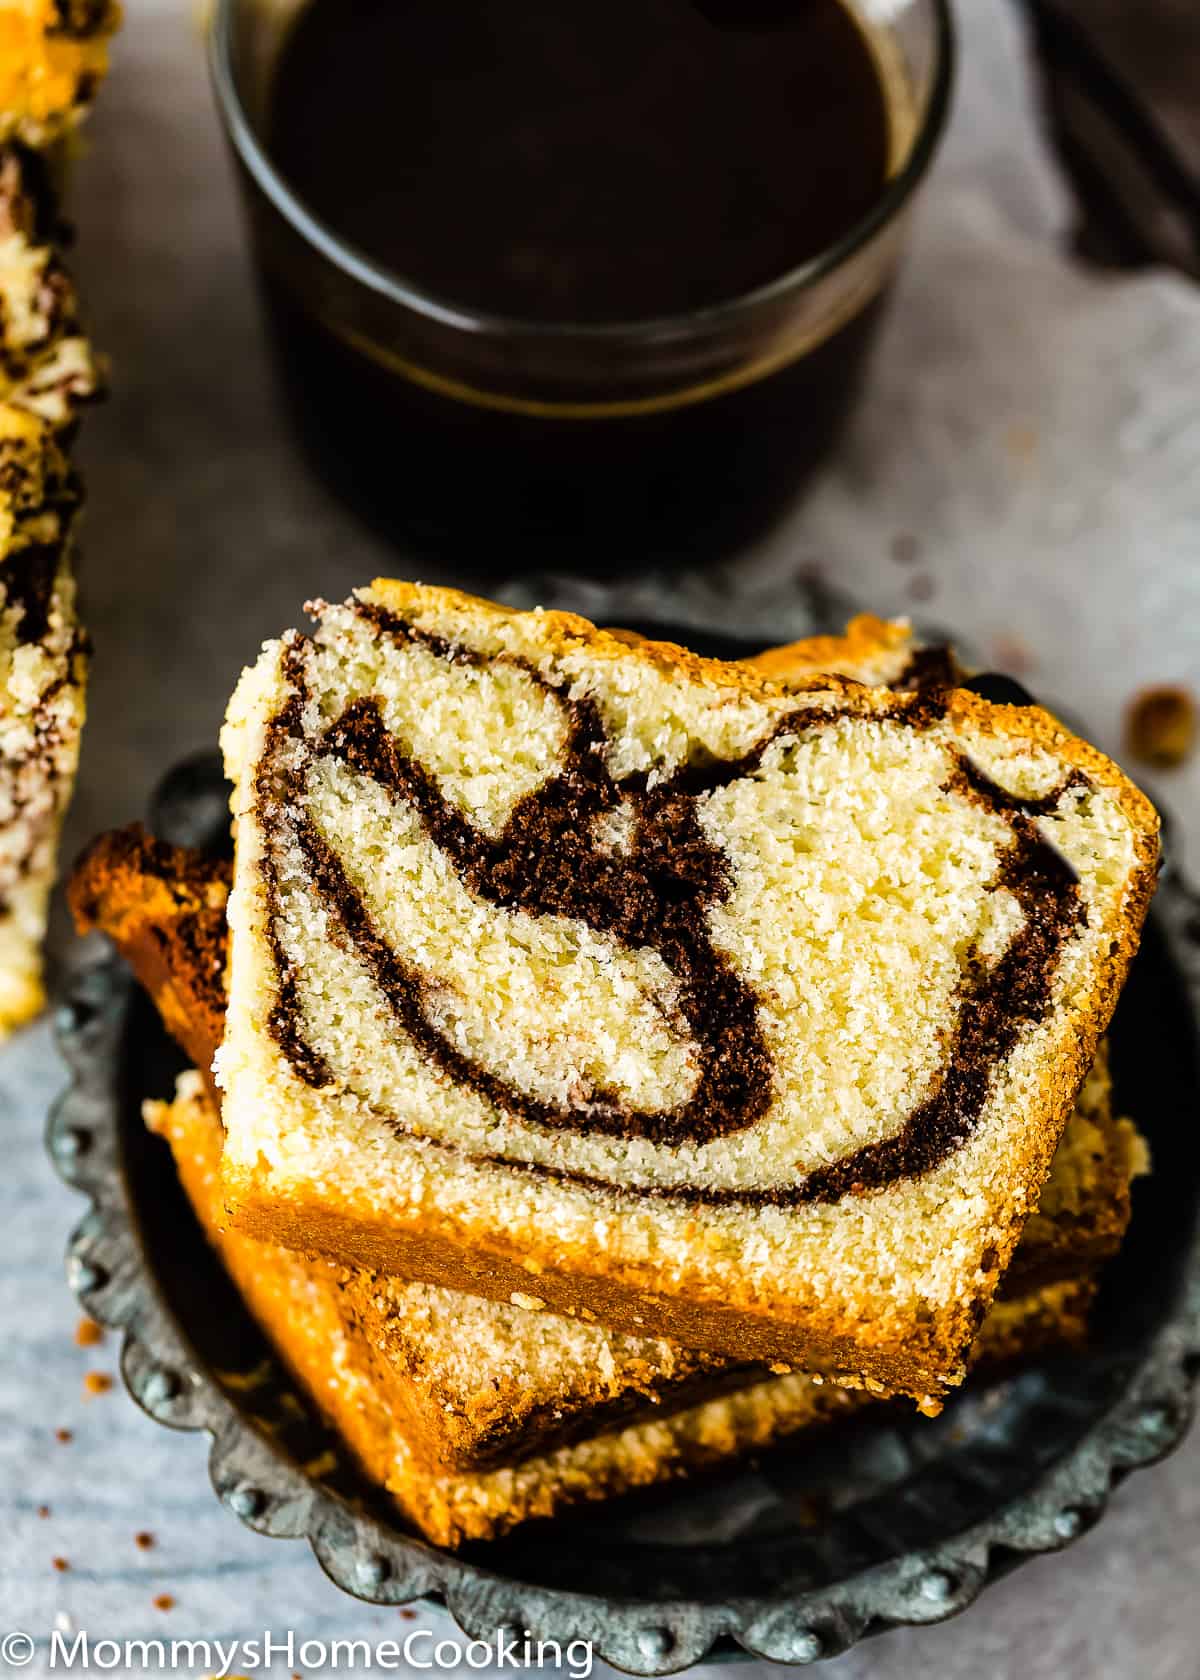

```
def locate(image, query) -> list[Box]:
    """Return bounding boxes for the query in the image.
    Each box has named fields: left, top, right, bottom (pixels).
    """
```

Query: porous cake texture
left=215, top=582, right=1158, bottom=1403
left=70, top=821, right=1144, bottom=1471
left=145, top=1072, right=1104, bottom=1548
left=0, top=0, right=118, bottom=147
left=0, top=143, right=97, bottom=1033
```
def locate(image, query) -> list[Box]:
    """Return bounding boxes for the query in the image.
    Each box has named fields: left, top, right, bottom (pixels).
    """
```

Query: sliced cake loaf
left=0, top=0, right=118, bottom=148
left=208, top=580, right=1157, bottom=1403
left=0, top=143, right=98, bottom=1032
left=71, top=823, right=1145, bottom=1467
left=146, top=1071, right=1104, bottom=1547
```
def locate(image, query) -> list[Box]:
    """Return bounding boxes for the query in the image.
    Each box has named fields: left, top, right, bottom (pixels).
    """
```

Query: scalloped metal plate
left=47, top=601, right=1200, bottom=1673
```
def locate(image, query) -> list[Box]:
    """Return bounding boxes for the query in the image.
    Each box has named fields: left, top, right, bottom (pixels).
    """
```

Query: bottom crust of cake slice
left=146, top=1073, right=1100, bottom=1550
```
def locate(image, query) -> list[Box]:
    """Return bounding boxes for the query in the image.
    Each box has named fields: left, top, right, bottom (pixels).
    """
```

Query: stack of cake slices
left=0, top=11, right=111, bottom=1036
left=71, top=586, right=1158, bottom=1548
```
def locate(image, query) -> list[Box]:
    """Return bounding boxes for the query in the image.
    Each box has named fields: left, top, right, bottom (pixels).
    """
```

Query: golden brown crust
left=146, top=1077, right=874, bottom=1543
left=749, top=614, right=923, bottom=683
left=364, top=579, right=852, bottom=704
left=68, top=824, right=229, bottom=1076
left=222, top=1181, right=941, bottom=1401
left=616, top=614, right=933, bottom=689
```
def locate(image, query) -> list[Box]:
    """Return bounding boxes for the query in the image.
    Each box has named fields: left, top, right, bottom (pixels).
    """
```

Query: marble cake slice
left=0, top=143, right=98, bottom=1034
left=211, top=581, right=1157, bottom=1404
left=146, top=1069, right=1103, bottom=1547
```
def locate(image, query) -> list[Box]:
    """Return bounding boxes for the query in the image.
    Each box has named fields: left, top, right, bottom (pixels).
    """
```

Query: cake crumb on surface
left=75, top=1317, right=103, bottom=1347
left=1126, top=684, right=1196, bottom=768
left=83, top=1371, right=112, bottom=1396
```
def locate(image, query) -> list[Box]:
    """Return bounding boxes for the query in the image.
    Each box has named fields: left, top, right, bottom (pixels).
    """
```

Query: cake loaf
left=207, top=581, right=1156, bottom=1398
left=69, top=820, right=1146, bottom=1469
left=146, top=1070, right=1105, bottom=1547
left=0, top=143, right=98, bottom=1033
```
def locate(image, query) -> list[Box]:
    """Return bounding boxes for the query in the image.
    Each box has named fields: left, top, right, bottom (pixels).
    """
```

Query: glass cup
left=210, top=0, right=954, bottom=573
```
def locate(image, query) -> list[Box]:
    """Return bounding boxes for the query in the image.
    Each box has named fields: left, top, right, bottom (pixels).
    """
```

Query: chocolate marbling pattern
left=250, top=604, right=1087, bottom=1207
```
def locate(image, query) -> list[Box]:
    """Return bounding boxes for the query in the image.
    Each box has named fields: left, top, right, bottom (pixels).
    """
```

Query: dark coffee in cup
left=250, top=0, right=925, bottom=568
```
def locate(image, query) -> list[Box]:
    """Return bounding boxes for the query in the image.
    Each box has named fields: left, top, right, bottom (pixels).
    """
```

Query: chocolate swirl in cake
left=253, top=608, right=1087, bottom=1206
left=4, top=542, right=60, bottom=644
